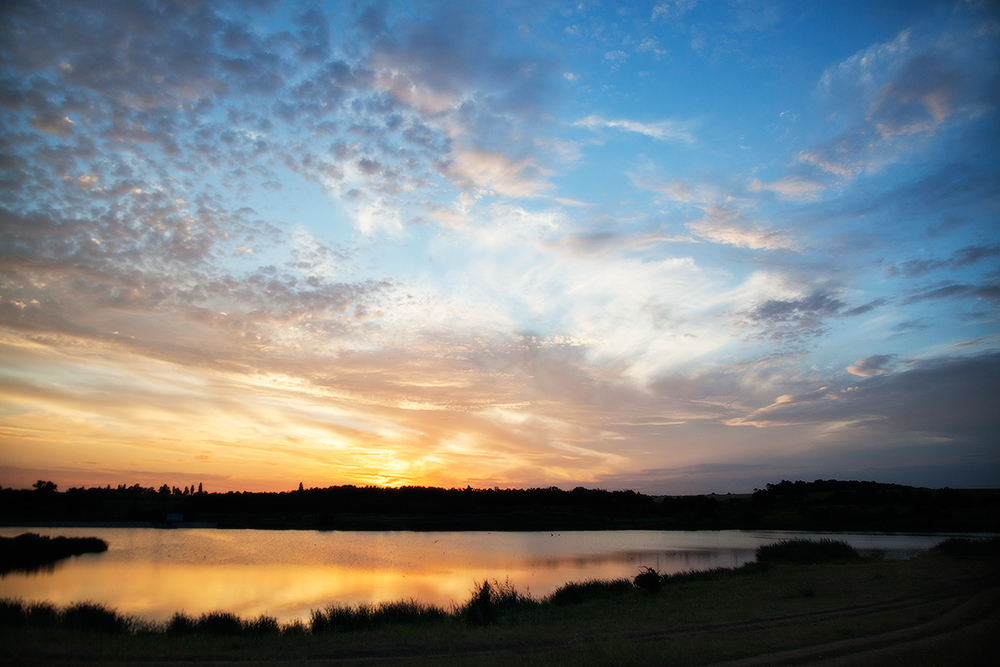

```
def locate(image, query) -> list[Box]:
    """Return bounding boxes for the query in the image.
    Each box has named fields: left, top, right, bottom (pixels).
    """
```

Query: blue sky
left=1, top=0, right=998, bottom=493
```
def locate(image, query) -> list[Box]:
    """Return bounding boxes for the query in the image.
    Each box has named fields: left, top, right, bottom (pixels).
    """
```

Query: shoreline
left=2, top=539, right=997, bottom=666
left=2, top=521, right=997, bottom=536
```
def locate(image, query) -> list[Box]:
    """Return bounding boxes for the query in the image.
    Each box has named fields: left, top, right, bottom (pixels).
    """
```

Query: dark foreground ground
left=3, top=541, right=997, bottom=666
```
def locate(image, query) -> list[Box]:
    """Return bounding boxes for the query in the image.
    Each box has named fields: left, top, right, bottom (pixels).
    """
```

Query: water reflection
left=0, top=560, right=62, bottom=577
left=0, top=527, right=970, bottom=623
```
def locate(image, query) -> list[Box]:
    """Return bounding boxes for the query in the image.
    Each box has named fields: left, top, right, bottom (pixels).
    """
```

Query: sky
left=1, top=0, right=998, bottom=495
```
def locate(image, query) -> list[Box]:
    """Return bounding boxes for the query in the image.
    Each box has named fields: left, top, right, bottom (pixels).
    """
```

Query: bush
left=930, top=537, right=1000, bottom=560
left=371, top=599, right=445, bottom=627
left=195, top=611, right=244, bottom=635
left=755, top=539, right=860, bottom=565
left=463, top=580, right=497, bottom=627
left=310, top=607, right=331, bottom=634
left=246, top=614, right=280, bottom=635
left=281, top=619, right=309, bottom=636
left=166, top=612, right=197, bottom=635
left=26, top=601, right=59, bottom=627
left=633, top=566, right=662, bottom=594
left=311, top=603, right=369, bottom=633
left=310, top=599, right=446, bottom=633
left=0, top=598, right=26, bottom=627
left=548, top=578, right=634, bottom=606
left=460, top=579, right=536, bottom=627
left=61, top=602, right=128, bottom=633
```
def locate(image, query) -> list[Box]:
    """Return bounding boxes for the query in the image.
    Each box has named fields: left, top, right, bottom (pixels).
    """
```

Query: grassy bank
left=2, top=538, right=998, bottom=665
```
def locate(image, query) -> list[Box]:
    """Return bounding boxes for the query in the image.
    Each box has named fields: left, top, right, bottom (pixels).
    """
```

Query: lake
left=0, top=527, right=968, bottom=623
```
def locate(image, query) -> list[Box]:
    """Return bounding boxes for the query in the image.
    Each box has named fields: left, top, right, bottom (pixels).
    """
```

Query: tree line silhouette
left=1, top=479, right=996, bottom=532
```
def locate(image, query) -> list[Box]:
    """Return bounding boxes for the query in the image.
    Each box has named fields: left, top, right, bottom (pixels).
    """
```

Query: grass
left=755, top=537, right=862, bottom=564
left=311, top=599, right=448, bottom=633
left=1, top=538, right=998, bottom=666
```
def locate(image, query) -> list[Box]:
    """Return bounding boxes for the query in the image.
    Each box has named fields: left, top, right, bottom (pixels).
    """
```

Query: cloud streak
left=573, top=115, right=695, bottom=143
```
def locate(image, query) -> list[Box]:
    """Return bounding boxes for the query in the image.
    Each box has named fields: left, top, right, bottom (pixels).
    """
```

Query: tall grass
left=459, top=578, right=538, bottom=626
left=166, top=611, right=283, bottom=636
left=755, top=538, right=861, bottom=564
left=310, top=599, right=446, bottom=633
left=928, top=536, right=1000, bottom=559
left=547, top=578, right=634, bottom=606
left=0, top=599, right=145, bottom=634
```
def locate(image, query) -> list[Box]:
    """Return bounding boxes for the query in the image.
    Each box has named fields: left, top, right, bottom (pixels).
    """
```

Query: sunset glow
left=1, top=1, right=998, bottom=493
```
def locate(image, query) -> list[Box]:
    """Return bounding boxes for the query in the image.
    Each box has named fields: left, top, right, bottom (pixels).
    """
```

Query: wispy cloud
left=730, top=353, right=1000, bottom=445
left=885, top=245, right=1000, bottom=278
left=748, top=176, right=826, bottom=202
left=573, top=115, right=696, bottom=143
left=904, top=283, right=1000, bottom=305
left=686, top=206, right=799, bottom=250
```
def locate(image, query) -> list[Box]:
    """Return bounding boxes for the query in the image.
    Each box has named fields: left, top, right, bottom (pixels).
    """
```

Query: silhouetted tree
left=32, top=480, right=57, bottom=493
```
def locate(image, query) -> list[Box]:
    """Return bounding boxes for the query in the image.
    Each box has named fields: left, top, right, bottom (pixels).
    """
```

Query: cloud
left=816, top=30, right=913, bottom=116
left=418, top=204, right=744, bottom=382
left=735, top=289, right=850, bottom=348
left=795, top=146, right=861, bottom=180
left=804, top=25, right=999, bottom=182
left=868, top=51, right=964, bottom=138
left=368, top=5, right=555, bottom=120
left=29, top=114, right=76, bottom=137
left=731, top=352, right=1000, bottom=445
left=904, top=283, right=1000, bottom=304
left=885, top=245, right=1000, bottom=278
left=546, top=230, right=687, bottom=257
left=651, top=1, right=699, bottom=22
left=437, top=147, right=550, bottom=198
left=686, top=206, right=798, bottom=250
left=847, top=354, right=894, bottom=377
left=355, top=198, right=405, bottom=236
left=743, top=292, right=844, bottom=325
left=604, top=50, right=628, bottom=65
left=574, top=115, right=695, bottom=143
left=748, top=176, right=825, bottom=202
left=628, top=175, right=718, bottom=204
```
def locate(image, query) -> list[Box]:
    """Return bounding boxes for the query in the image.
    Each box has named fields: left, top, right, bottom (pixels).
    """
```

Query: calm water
left=0, top=527, right=967, bottom=623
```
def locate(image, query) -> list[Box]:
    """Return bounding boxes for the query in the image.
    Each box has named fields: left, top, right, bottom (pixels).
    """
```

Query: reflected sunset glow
left=0, top=528, right=953, bottom=623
